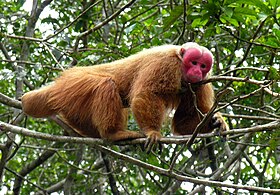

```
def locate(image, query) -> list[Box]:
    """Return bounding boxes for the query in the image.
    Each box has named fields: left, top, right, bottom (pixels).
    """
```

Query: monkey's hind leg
left=91, top=77, right=144, bottom=141
left=21, top=85, right=55, bottom=118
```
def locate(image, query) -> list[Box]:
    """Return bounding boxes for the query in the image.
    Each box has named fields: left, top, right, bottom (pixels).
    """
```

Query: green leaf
left=163, top=6, right=184, bottom=31
left=191, top=18, right=204, bottom=28
left=216, top=25, right=221, bottom=34
left=41, top=17, right=59, bottom=25
left=269, top=0, right=280, bottom=8
left=17, top=0, right=26, bottom=6
left=191, top=18, right=198, bottom=28
left=234, top=7, right=258, bottom=17
left=227, top=17, right=239, bottom=26
left=269, top=67, right=280, bottom=80
left=232, top=13, right=246, bottom=23
left=57, top=40, right=68, bottom=47
left=265, top=36, right=280, bottom=47
left=273, top=29, right=280, bottom=40
left=75, top=20, right=84, bottom=32
left=234, top=0, right=272, bottom=15
left=219, top=14, right=227, bottom=23
left=220, top=14, right=239, bottom=26
left=224, top=7, right=233, bottom=17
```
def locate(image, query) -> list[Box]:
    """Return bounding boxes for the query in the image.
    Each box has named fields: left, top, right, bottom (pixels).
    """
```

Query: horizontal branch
left=221, top=67, right=269, bottom=76
left=0, top=33, right=44, bottom=43
left=200, top=75, right=270, bottom=86
left=222, top=113, right=279, bottom=121
left=0, top=59, right=39, bottom=65
left=219, top=103, right=280, bottom=118
left=0, top=93, right=22, bottom=109
left=0, top=121, right=280, bottom=193
left=194, top=75, right=279, bottom=97
left=220, top=120, right=280, bottom=136
left=0, top=120, right=280, bottom=145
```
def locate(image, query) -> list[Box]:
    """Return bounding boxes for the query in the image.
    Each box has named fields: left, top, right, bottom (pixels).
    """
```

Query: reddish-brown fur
left=22, top=43, right=228, bottom=142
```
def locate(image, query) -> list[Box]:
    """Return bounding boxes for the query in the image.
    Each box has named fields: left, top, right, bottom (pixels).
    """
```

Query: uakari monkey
left=22, top=42, right=228, bottom=147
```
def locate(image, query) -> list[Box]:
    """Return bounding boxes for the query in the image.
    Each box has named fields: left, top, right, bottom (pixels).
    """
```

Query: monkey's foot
left=210, top=113, right=229, bottom=141
left=144, top=131, right=162, bottom=153
left=210, top=115, right=222, bottom=129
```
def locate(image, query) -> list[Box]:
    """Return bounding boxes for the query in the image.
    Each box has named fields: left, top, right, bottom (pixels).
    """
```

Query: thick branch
left=101, top=152, right=120, bottom=195
left=0, top=93, right=22, bottom=109
left=0, top=120, right=280, bottom=146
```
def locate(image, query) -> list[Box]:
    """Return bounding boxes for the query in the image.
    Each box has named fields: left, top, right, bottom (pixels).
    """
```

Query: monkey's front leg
left=131, top=93, right=165, bottom=152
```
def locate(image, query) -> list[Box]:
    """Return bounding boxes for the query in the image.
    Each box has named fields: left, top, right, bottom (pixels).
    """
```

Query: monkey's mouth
left=187, top=75, right=202, bottom=83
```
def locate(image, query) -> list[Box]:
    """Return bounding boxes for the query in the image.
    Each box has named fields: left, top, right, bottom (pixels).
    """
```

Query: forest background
left=0, top=0, right=280, bottom=194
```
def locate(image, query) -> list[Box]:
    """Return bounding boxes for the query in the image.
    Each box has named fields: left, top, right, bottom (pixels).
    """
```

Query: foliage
left=0, top=0, right=279, bottom=194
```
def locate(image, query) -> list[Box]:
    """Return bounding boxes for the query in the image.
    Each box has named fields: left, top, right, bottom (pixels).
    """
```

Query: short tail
left=21, top=85, right=55, bottom=118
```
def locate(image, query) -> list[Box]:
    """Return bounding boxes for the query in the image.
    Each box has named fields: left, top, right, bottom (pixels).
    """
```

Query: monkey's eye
left=192, top=61, right=197, bottom=65
left=201, top=64, right=206, bottom=69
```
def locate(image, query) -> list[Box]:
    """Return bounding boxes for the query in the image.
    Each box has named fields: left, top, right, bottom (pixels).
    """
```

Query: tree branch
left=0, top=93, right=22, bottom=109
left=199, top=75, right=270, bottom=86
left=101, top=152, right=120, bottom=195
left=0, top=120, right=280, bottom=146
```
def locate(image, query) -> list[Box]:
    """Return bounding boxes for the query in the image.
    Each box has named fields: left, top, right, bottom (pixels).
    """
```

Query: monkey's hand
left=210, top=112, right=229, bottom=140
left=144, top=130, right=162, bottom=153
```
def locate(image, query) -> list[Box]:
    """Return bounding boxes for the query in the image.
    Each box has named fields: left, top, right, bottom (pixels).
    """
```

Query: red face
left=180, top=47, right=213, bottom=83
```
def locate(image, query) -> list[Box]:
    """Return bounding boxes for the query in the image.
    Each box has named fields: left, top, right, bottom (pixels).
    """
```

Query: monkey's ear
left=180, top=48, right=186, bottom=57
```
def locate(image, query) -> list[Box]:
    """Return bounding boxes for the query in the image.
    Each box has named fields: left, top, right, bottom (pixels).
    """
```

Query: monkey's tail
left=21, top=85, right=55, bottom=118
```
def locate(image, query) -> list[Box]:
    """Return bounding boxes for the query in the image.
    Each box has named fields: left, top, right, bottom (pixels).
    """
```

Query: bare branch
left=222, top=113, right=279, bottom=121
left=199, top=75, right=270, bottom=86
left=1, top=119, right=279, bottom=148
left=263, top=87, right=280, bottom=97
left=0, top=93, right=22, bottom=109
left=0, top=33, right=44, bottom=43
left=101, top=152, right=120, bottom=195
left=220, top=67, right=269, bottom=76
